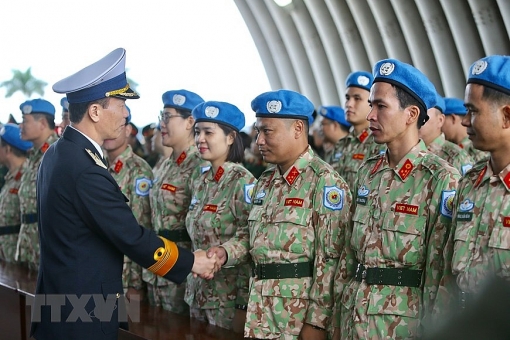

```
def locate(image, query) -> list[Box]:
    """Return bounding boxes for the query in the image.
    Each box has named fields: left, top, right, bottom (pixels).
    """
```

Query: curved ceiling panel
left=234, top=0, right=510, bottom=107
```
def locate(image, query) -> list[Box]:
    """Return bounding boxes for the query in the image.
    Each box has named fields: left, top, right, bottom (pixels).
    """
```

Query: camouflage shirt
left=184, top=162, right=255, bottom=310
left=108, top=145, right=153, bottom=291
left=16, top=133, right=58, bottom=266
left=448, top=159, right=510, bottom=293
left=0, top=165, right=25, bottom=262
left=459, top=136, right=489, bottom=164
left=428, top=134, right=474, bottom=176
left=225, top=146, right=352, bottom=339
left=334, top=140, right=460, bottom=339
left=143, top=145, right=209, bottom=286
left=336, top=128, right=386, bottom=191
left=323, top=137, right=348, bottom=173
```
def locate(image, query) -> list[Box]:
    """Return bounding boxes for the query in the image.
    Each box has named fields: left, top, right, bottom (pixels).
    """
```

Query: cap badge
left=22, top=105, right=33, bottom=114
left=379, top=62, right=395, bottom=76
left=471, top=60, right=488, bottom=75
left=172, top=94, right=186, bottom=106
left=205, top=106, right=220, bottom=118
left=266, top=100, right=282, bottom=113
left=320, top=107, right=327, bottom=115
left=357, top=75, right=370, bottom=86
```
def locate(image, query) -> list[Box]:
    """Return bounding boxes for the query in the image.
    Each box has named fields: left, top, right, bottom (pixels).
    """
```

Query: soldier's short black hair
left=0, top=138, right=29, bottom=157
left=393, top=85, right=427, bottom=129
left=69, top=98, right=110, bottom=124
left=482, top=86, right=510, bottom=108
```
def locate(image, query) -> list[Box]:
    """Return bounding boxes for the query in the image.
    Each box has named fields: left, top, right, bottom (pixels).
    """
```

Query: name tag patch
left=203, top=204, right=217, bottom=213
left=161, top=183, right=177, bottom=193
left=395, top=203, right=418, bottom=215
left=285, top=198, right=304, bottom=207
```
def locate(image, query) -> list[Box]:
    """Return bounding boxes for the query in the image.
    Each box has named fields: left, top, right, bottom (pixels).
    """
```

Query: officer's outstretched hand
left=206, top=246, right=227, bottom=272
left=298, top=323, right=327, bottom=340
left=192, top=250, right=217, bottom=280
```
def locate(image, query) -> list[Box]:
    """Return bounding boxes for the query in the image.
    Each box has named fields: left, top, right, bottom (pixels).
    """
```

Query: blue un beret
left=433, top=93, right=445, bottom=113
left=192, top=101, right=246, bottom=132
left=0, top=123, right=33, bottom=151
left=53, top=48, right=139, bottom=104
left=60, top=97, right=69, bottom=112
left=467, top=55, right=510, bottom=96
left=318, top=105, right=351, bottom=129
left=373, top=58, right=437, bottom=125
left=443, top=97, right=467, bottom=115
left=162, top=90, right=204, bottom=112
left=251, top=89, right=315, bottom=125
left=345, top=71, right=373, bottom=92
left=19, top=99, right=55, bottom=116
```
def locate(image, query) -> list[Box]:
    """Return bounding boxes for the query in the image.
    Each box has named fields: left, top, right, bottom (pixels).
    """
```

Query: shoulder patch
left=323, top=186, right=344, bottom=211
left=244, top=183, right=255, bottom=204
left=440, top=190, right=456, bottom=218
left=135, top=177, right=152, bottom=196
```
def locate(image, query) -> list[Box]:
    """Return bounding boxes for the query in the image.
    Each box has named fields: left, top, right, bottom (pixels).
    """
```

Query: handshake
left=191, top=246, right=228, bottom=280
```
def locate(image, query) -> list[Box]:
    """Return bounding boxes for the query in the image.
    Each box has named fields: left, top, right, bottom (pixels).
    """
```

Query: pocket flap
left=382, top=213, right=426, bottom=236
left=367, top=286, right=419, bottom=318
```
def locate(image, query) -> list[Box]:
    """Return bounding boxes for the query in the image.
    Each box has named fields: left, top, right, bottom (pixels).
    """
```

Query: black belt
left=21, top=213, right=38, bottom=224
left=0, top=225, right=21, bottom=236
left=355, top=263, right=422, bottom=287
left=158, top=229, right=191, bottom=242
left=459, top=290, right=474, bottom=309
left=251, top=261, right=313, bottom=279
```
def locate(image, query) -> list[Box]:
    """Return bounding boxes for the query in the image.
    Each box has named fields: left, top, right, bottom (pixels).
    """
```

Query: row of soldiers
left=1, top=54, right=509, bottom=340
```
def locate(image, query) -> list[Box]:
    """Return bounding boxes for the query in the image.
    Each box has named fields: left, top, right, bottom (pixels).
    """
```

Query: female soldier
left=142, top=89, right=208, bottom=314
left=185, top=101, right=255, bottom=331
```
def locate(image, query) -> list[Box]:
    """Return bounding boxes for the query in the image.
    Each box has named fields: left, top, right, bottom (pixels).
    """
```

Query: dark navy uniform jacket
left=31, top=126, right=194, bottom=339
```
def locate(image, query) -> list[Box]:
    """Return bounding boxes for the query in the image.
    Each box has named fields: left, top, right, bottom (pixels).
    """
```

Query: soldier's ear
left=405, top=105, right=420, bottom=126
left=501, top=104, right=510, bottom=129
left=293, top=119, right=305, bottom=139
left=88, top=103, right=101, bottom=123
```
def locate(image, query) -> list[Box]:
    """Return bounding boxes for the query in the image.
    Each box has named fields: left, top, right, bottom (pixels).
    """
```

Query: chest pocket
left=452, top=219, right=474, bottom=269
left=488, top=223, right=510, bottom=276
left=271, top=206, right=313, bottom=255
left=350, top=206, right=370, bottom=254
left=381, top=211, right=426, bottom=265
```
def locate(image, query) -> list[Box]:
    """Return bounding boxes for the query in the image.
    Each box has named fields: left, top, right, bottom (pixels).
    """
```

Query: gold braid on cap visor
left=105, top=83, right=137, bottom=97
left=147, top=236, right=179, bottom=276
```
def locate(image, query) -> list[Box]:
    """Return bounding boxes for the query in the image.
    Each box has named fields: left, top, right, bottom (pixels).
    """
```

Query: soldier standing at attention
left=419, top=94, right=474, bottom=175
left=441, top=97, right=489, bottom=163
left=0, top=124, right=32, bottom=262
left=332, top=59, right=460, bottom=339
left=17, top=99, right=59, bottom=271
left=185, top=101, right=255, bottom=332
left=103, top=106, right=153, bottom=299
left=209, top=89, right=352, bottom=339
left=142, top=89, right=208, bottom=315
left=438, top=55, right=510, bottom=316
left=337, top=71, right=386, bottom=191
left=318, top=105, right=350, bottom=172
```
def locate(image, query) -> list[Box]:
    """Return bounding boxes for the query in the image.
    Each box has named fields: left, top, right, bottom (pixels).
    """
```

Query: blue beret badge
left=244, top=183, right=255, bottom=204
left=135, top=177, right=152, bottom=196
left=440, top=190, right=456, bottom=219
left=267, top=100, right=282, bottom=113
left=324, top=186, right=344, bottom=211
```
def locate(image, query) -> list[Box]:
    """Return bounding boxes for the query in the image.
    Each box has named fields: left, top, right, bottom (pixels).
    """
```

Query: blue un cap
left=192, top=101, right=245, bottom=132
left=19, top=99, right=55, bottom=116
left=467, top=55, right=510, bottom=96
left=162, top=90, right=204, bottom=112
left=0, top=123, right=33, bottom=151
left=345, top=71, right=373, bottom=92
left=251, top=89, right=315, bottom=125
left=52, top=48, right=139, bottom=104
left=444, top=97, right=467, bottom=115
left=318, top=105, right=351, bottom=129
left=60, top=97, right=69, bottom=112
left=373, top=58, right=437, bottom=125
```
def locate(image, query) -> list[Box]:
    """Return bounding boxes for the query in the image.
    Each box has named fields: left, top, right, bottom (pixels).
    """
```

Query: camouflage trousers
left=0, top=234, right=19, bottom=262
left=122, top=256, right=143, bottom=291
left=190, top=306, right=236, bottom=330
left=146, top=282, right=189, bottom=315
left=15, top=222, right=39, bottom=271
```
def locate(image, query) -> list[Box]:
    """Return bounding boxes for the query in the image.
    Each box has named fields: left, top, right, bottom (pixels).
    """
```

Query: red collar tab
left=358, top=130, right=369, bottom=143
left=398, top=159, right=413, bottom=180
left=176, top=151, right=187, bottom=165
left=285, top=166, right=300, bottom=185
left=114, top=160, right=123, bottom=173
left=474, top=166, right=487, bottom=188
left=214, top=166, right=225, bottom=182
left=41, top=143, right=50, bottom=153
left=371, top=157, right=384, bottom=175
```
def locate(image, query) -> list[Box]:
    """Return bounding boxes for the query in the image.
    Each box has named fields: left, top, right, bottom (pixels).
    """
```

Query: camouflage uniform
left=0, top=166, right=25, bottom=262
left=459, top=136, right=489, bottom=163
left=16, top=133, right=58, bottom=270
left=334, top=140, right=459, bottom=339
left=107, top=144, right=153, bottom=292
left=223, top=146, right=352, bottom=339
left=185, top=162, right=255, bottom=330
left=142, top=145, right=209, bottom=314
left=336, top=128, right=386, bottom=191
left=427, top=134, right=474, bottom=176
left=442, top=159, right=510, bottom=302
left=323, top=137, right=348, bottom=173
